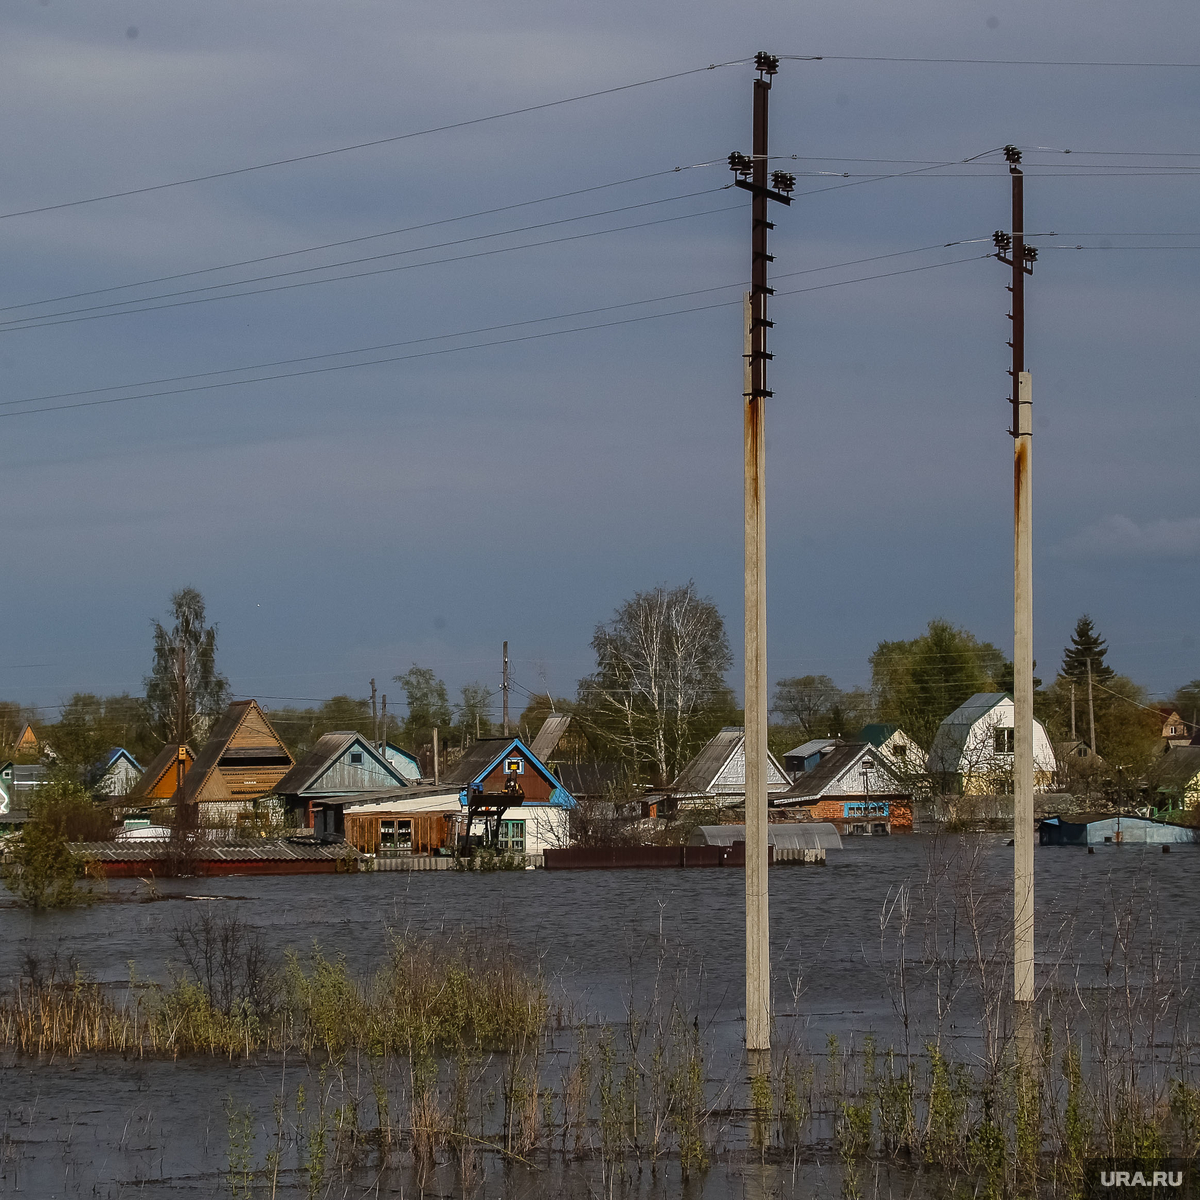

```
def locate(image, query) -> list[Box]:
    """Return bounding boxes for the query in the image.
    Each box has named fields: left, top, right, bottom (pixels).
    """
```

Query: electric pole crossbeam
left=994, top=146, right=1037, bottom=1011
left=730, top=52, right=794, bottom=1053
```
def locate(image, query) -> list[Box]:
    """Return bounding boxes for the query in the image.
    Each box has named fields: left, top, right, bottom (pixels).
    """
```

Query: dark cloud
left=1, top=0, right=1198, bottom=712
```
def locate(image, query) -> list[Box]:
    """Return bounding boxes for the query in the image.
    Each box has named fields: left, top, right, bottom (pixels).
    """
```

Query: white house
left=927, top=693, right=1056, bottom=794
left=95, top=748, right=143, bottom=796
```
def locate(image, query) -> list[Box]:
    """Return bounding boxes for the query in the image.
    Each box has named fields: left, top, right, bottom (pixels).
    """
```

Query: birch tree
left=143, top=588, right=230, bottom=747
left=577, top=582, right=735, bottom=784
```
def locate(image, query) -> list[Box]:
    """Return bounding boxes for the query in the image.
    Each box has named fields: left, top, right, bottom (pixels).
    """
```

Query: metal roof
left=689, top=823, right=843, bottom=851
left=530, top=714, right=572, bottom=761
left=779, top=742, right=906, bottom=801
left=71, top=839, right=365, bottom=862
left=938, top=693, right=1010, bottom=726
left=854, top=725, right=898, bottom=748
left=783, top=738, right=842, bottom=759
left=1155, top=745, right=1200, bottom=788
left=673, top=727, right=789, bottom=796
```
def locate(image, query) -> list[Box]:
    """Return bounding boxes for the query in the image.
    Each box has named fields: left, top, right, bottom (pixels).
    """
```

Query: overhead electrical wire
left=0, top=186, right=735, bottom=330
left=0, top=253, right=988, bottom=420
left=0, top=239, right=990, bottom=410
left=0, top=59, right=752, bottom=221
left=0, top=200, right=744, bottom=335
left=0, top=163, right=729, bottom=314
left=781, top=53, right=1200, bottom=67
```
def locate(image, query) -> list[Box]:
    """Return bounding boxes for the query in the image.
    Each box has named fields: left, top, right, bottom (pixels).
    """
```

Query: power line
left=0, top=59, right=751, bottom=221
left=0, top=165, right=726, bottom=315
left=0, top=253, right=987, bottom=420
left=782, top=54, right=1200, bottom=67
left=0, top=201, right=744, bottom=336
left=3, top=239, right=984, bottom=409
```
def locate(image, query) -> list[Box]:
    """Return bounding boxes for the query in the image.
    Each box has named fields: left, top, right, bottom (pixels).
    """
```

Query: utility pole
left=729, top=51, right=795, bottom=1053
left=380, top=693, right=387, bottom=752
left=433, top=726, right=440, bottom=785
left=502, top=642, right=510, bottom=737
left=370, top=678, right=378, bottom=747
left=1087, top=659, right=1096, bottom=752
left=994, top=144, right=1037, bottom=1010
left=1070, top=681, right=1076, bottom=741
left=175, top=641, right=188, bottom=803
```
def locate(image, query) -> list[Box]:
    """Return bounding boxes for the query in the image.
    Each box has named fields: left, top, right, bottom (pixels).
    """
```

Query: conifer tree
left=1060, top=615, right=1115, bottom=683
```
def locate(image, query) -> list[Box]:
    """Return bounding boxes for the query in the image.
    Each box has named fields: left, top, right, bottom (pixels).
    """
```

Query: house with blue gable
left=384, top=742, right=423, bottom=783
left=95, top=748, right=143, bottom=796
left=442, top=735, right=575, bottom=853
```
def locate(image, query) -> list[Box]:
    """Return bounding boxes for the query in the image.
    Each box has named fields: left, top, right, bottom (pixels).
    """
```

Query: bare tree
left=577, top=582, right=735, bottom=784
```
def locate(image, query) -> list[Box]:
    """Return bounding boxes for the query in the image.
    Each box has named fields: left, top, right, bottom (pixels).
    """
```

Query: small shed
left=1040, top=813, right=1197, bottom=846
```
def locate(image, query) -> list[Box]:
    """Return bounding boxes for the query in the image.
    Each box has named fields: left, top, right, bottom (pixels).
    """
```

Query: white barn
left=927, top=693, right=1056, bottom=794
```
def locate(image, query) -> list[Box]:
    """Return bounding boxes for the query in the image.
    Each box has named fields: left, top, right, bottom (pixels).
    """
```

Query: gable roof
left=273, top=732, right=410, bottom=796
left=530, top=714, right=572, bottom=761
left=442, top=736, right=575, bottom=806
left=939, top=694, right=1010, bottom=727
left=15, top=723, right=38, bottom=751
left=779, top=742, right=907, bottom=801
left=1156, top=745, right=1200, bottom=789
left=127, top=743, right=196, bottom=800
left=673, top=727, right=790, bottom=796
left=384, top=742, right=422, bottom=781
left=182, top=700, right=290, bottom=803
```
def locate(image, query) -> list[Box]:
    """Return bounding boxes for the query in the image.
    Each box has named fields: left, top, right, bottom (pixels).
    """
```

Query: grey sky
left=2, top=0, right=1197, bottom=722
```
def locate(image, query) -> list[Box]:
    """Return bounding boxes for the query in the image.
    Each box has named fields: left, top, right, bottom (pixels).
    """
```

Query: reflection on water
left=2, top=834, right=1197, bottom=1196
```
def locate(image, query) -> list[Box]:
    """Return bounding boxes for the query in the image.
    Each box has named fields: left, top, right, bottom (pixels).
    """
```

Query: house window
left=893, top=744, right=908, bottom=758
left=380, top=820, right=395, bottom=846
left=350, top=751, right=364, bottom=765
left=505, top=758, right=524, bottom=775
left=498, top=819, right=526, bottom=852
left=397, top=820, right=412, bottom=850
left=993, top=728, right=1015, bottom=755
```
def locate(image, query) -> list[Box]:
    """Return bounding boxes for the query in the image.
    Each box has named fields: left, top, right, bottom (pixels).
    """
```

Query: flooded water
left=3, top=834, right=1198, bottom=1196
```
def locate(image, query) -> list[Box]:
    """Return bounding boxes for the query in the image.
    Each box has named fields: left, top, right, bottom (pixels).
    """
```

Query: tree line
left=3, top=585, right=1195, bottom=798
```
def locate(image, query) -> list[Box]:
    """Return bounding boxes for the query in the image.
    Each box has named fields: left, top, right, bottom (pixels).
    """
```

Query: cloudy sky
left=1, top=0, right=1197, bottom=723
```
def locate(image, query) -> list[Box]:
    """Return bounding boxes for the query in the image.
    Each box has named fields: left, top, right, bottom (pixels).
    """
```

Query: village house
left=774, top=742, right=912, bottom=834
left=0, top=760, right=48, bottom=830
left=125, top=743, right=196, bottom=805
left=272, top=731, right=416, bottom=835
left=12, top=723, right=39, bottom=757
left=855, top=724, right=923, bottom=771
left=1156, top=709, right=1193, bottom=747
left=927, top=693, right=1056, bottom=794
left=441, top=735, right=575, bottom=854
left=1152, top=744, right=1200, bottom=811
left=384, top=742, right=423, bottom=782
left=660, top=727, right=791, bottom=813
left=170, top=700, right=295, bottom=822
left=94, top=748, right=142, bottom=796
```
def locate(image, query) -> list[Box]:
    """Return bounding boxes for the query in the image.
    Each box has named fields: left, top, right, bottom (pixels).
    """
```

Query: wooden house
left=384, top=742, right=423, bottom=782
left=13, top=723, right=39, bottom=756
left=1156, top=709, right=1192, bottom=747
left=126, top=743, right=196, bottom=803
left=775, top=742, right=911, bottom=833
left=442, top=736, right=575, bottom=853
left=272, top=731, right=415, bottom=835
left=1153, top=745, right=1200, bottom=810
left=177, top=700, right=294, bottom=818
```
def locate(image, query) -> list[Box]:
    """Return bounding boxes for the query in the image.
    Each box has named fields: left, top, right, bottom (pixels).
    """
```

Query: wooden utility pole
left=1070, top=681, right=1076, bottom=740
left=502, top=642, right=510, bottom=737
left=995, top=145, right=1037, bottom=1009
left=370, top=678, right=378, bottom=746
left=175, top=641, right=189, bottom=802
left=1087, top=659, right=1096, bottom=751
left=380, top=693, right=387, bottom=752
left=729, top=52, right=794, bottom=1052
left=433, top=726, right=440, bottom=785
